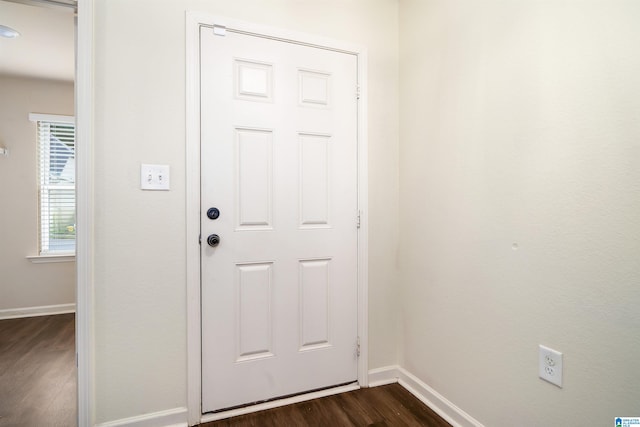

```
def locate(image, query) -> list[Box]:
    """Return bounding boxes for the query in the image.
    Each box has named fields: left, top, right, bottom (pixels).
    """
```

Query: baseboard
left=368, top=366, right=484, bottom=427
left=0, top=303, right=76, bottom=320
left=95, top=407, right=188, bottom=427
left=367, top=365, right=401, bottom=387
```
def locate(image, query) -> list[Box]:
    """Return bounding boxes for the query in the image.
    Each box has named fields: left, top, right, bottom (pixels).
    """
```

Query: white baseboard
left=0, top=303, right=76, bottom=320
left=95, top=407, right=188, bottom=427
left=368, top=366, right=484, bottom=427
left=368, top=365, right=401, bottom=387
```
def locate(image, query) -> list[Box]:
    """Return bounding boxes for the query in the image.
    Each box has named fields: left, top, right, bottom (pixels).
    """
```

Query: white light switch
left=141, top=164, right=170, bottom=190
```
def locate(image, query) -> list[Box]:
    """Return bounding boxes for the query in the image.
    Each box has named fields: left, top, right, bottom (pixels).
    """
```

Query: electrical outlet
left=539, top=345, right=563, bottom=387
left=141, top=164, right=170, bottom=190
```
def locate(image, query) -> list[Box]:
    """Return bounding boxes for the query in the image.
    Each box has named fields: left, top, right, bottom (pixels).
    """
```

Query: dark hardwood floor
left=0, top=314, right=76, bottom=427
left=0, top=314, right=449, bottom=426
left=201, top=383, right=451, bottom=427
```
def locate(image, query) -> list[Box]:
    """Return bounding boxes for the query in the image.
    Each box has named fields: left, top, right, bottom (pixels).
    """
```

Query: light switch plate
left=141, top=164, right=170, bottom=190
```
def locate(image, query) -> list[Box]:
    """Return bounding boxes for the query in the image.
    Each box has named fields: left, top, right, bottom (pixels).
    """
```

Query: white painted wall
left=0, top=75, right=75, bottom=313
left=399, top=1, right=640, bottom=425
left=92, top=0, right=399, bottom=423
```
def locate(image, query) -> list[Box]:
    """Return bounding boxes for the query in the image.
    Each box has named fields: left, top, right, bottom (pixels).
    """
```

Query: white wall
left=0, top=75, right=75, bottom=313
left=399, top=1, right=640, bottom=425
left=92, top=0, right=399, bottom=423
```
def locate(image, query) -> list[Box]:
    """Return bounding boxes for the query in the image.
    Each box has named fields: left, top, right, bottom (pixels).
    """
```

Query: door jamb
left=185, top=12, right=368, bottom=425
left=76, top=0, right=95, bottom=425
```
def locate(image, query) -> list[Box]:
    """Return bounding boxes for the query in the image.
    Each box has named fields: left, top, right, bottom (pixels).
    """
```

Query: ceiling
left=0, top=0, right=75, bottom=82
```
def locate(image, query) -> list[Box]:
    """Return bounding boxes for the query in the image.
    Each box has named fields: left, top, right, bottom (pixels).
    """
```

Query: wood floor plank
left=331, top=392, right=383, bottom=426
left=200, top=384, right=451, bottom=427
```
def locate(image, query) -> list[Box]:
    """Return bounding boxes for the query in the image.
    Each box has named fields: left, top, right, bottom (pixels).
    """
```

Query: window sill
left=27, top=254, right=76, bottom=264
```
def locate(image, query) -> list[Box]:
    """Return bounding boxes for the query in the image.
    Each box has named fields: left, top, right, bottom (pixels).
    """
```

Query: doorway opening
left=0, top=0, right=77, bottom=424
left=186, top=14, right=369, bottom=425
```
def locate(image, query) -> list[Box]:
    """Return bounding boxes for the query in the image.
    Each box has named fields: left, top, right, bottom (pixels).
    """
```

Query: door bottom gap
left=206, top=380, right=358, bottom=414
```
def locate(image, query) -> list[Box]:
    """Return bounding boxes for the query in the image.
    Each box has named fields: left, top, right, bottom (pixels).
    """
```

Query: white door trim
left=76, top=0, right=95, bottom=426
left=185, top=12, right=368, bottom=425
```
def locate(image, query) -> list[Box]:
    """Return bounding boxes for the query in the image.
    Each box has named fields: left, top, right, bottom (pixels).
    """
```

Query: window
left=30, top=114, right=76, bottom=255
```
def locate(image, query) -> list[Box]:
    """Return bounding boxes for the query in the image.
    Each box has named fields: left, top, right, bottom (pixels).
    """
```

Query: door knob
left=207, top=207, right=220, bottom=220
left=207, top=234, right=220, bottom=247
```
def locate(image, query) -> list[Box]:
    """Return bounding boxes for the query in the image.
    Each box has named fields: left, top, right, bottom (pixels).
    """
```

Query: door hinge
left=356, top=85, right=361, bottom=100
left=356, top=211, right=361, bottom=229
left=356, top=336, right=361, bottom=357
left=213, top=24, right=227, bottom=37
left=199, top=234, right=202, bottom=245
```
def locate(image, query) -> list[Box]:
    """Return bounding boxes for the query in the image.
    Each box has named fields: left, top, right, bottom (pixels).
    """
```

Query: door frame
left=76, top=0, right=94, bottom=425
left=185, top=12, right=369, bottom=425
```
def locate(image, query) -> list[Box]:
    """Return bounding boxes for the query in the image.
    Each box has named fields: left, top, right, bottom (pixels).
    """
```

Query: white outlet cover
left=141, top=164, right=170, bottom=190
left=539, top=344, right=563, bottom=387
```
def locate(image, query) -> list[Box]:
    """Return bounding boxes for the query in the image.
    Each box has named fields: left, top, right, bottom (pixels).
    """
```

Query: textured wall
left=0, top=75, right=75, bottom=312
left=399, top=0, right=640, bottom=425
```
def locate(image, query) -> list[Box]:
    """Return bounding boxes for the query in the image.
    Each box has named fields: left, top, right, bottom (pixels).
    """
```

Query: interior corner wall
left=399, top=0, right=640, bottom=425
left=0, top=75, right=75, bottom=313
left=92, top=0, right=399, bottom=423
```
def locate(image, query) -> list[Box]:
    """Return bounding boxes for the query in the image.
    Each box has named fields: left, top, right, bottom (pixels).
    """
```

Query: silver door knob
left=207, top=234, right=220, bottom=247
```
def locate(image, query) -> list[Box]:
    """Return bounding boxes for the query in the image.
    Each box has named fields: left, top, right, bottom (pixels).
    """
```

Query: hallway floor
left=201, top=383, right=451, bottom=426
left=0, top=314, right=76, bottom=427
left=0, top=314, right=450, bottom=426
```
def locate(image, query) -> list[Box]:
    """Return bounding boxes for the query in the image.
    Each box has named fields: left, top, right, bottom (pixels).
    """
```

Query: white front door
left=200, top=26, right=360, bottom=412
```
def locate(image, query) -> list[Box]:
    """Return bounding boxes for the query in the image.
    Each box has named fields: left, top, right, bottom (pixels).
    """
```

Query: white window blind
left=30, top=114, right=76, bottom=254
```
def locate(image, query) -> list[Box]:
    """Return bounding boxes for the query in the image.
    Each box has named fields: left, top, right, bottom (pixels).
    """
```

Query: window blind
left=34, top=116, right=76, bottom=254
